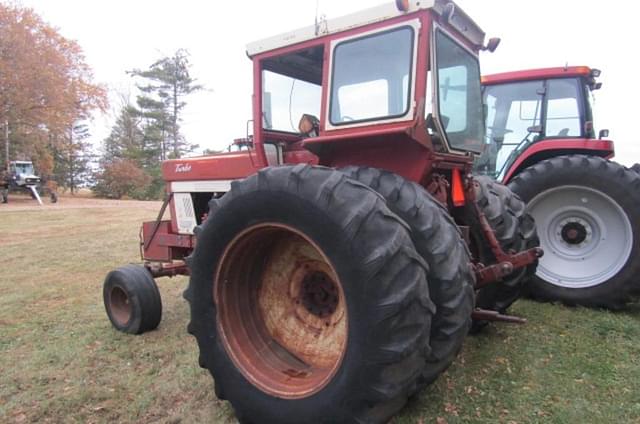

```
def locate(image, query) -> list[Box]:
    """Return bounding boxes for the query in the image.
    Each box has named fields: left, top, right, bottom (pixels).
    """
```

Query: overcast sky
left=17, top=0, right=640, bottom=166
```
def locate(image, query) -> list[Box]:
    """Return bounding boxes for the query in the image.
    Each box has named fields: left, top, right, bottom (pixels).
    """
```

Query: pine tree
left=129, top=49, right=202, bottom=158
left=52, top=122, right=93, bottom=193
left=102, top=105, right=145, bottom=164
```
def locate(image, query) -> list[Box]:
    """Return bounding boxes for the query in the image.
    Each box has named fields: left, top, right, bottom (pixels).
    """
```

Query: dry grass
left=1, top=199, right=639, bottom=423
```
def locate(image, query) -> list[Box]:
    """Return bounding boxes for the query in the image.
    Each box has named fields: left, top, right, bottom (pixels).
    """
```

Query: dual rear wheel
left=184, top=165, right=477, bottom=423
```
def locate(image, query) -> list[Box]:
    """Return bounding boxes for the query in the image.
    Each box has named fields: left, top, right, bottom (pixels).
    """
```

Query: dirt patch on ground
left=0, top=194, right=161, bottom=212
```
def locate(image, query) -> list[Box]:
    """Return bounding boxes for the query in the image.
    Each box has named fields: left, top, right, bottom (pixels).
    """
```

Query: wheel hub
left=558, top=219, right=590, bottom=246
left=300, top=271, right=339, bottom=318
left=109, top=286, right=132, bottom=325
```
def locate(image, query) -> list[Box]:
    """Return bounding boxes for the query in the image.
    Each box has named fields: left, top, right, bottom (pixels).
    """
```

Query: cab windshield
left=12, top=163, right=34, bottom=175
left=434, top=30, right=483, bottom=152
left=474, top=77, right=583, bottom=178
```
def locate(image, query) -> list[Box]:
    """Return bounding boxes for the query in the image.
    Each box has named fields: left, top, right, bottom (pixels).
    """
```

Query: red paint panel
left=162, top=151, right=258, bottom=182
left=319, top=136, right=433, bottom=183
left=305, top=124, right=414, bottom=147
left=283, top=149, right=319, bottom=165
left=503, top=138, right=614, bottom=182
left=483, top=66, right=592, bottom=85
left=141, top=221, right=173, bottom=262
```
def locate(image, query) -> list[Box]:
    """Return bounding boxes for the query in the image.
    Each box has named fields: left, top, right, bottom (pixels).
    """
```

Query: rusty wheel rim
left=215, top=223, right=348, bottom=399
left=109, top=286, right=132, bottom=326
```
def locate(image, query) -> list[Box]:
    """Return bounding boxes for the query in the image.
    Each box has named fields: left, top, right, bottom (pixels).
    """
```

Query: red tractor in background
left=475, top=66, right=640, bottom=309
left=102, top=1, right=541, bottom=422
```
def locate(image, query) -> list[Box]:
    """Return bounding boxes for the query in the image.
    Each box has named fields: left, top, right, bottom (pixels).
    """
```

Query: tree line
left=1, top=4, right=202, bottom=199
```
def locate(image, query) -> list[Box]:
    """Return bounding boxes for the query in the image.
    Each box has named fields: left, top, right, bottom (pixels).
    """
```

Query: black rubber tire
left=103, top=264, right=162, bottom=334
left=630, top=163, right=640, bottom=175
left=185, top=165, right=434, bottom=424
left=465, top=176, right=538, bottom=326
left=508, top=155, right=640, bottom=309
left=341, top=166, right=474, bottom=386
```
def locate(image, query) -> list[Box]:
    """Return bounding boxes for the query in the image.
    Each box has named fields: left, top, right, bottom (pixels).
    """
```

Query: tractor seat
left=298, top=114, right=320, bottom=138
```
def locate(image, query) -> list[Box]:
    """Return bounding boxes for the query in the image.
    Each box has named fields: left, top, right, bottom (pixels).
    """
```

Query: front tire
left=103, top=265, right=162, bottom=334
left=508, top=155, right=640, bottom=309
left=185, top=165, right=435, bottom=424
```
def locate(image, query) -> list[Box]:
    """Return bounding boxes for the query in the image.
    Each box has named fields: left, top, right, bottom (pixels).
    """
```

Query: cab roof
left=246, top=0, right=485, bottom=57
left=482, top=66, right=594, bottom=85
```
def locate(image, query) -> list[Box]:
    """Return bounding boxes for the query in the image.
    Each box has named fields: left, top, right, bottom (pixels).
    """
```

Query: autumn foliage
left=92, top=159, right=152, bottom=199
left=0, top=4, right=106, bottom=177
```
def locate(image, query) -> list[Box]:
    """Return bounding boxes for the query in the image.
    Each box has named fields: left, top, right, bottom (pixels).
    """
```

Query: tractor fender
left=502, top=138, right=614, bottom=184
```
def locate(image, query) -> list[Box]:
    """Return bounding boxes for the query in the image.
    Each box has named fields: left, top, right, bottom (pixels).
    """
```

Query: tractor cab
left=8, top=160, right=40, bottom=187
left=247, top=0, right=489, bottom=182
left=474, top=66, right=614, bottom=181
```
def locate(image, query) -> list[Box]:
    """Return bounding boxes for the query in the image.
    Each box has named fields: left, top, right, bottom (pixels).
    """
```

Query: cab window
left=330, top=26, right=414, bottom=125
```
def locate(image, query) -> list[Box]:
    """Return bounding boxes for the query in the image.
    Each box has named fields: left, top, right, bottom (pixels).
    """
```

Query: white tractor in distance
left=1, top=160, right=57, bottom=204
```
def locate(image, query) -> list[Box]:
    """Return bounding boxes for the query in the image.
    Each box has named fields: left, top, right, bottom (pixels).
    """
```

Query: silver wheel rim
left=528, top=185, right=633, bottom=288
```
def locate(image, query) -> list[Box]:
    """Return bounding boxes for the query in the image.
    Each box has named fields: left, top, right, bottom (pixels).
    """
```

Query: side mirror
left=599, top=129, right=609, bottom=139
left=483, top=37, right=501, bottom=53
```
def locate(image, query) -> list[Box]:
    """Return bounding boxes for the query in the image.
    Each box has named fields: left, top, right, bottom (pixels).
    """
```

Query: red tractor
left=103, top=1, right=540, bottom=422
left=475, top=66, right=640, bottom=309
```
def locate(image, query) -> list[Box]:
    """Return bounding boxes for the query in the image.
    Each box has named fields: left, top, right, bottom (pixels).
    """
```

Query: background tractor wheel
left=508, top=155, right=640, bottom=309
left=464, top=176, right=538, bottom=329
left=341, top=166, right=474, bottom=386
left=103, top=265, right=162, bottom=334
left=185, top=165, right=434, bottom=424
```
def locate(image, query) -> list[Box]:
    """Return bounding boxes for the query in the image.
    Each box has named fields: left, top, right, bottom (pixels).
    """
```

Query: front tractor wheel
left=185, top=165, right=434, bottom=424
left=508, top=155, right=640, bottom=308
left=103, top=265, right=162, bottom=334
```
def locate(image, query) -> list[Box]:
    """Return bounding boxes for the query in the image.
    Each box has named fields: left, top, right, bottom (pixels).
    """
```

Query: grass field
left=1, top=196, right=639, bottom=423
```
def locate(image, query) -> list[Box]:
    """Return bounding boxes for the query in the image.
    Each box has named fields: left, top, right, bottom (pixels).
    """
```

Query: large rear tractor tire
left=103, top=265, right=162, bottom=334
left=341, top=166, right=474, bottom=386
left=465, top=176, right=538, bottom=327
left=508, top=155, right=640, bottom=309
left=185, top=165, right=435, bottom=424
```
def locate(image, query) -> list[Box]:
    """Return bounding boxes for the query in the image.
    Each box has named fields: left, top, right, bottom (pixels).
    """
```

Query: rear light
left=451, top=168, right=465, bottom=207
left=395, top=0, right=410, bottom=12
